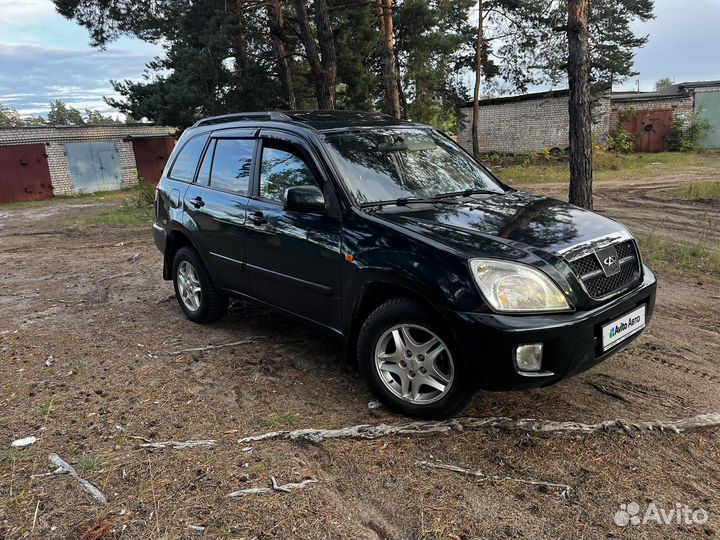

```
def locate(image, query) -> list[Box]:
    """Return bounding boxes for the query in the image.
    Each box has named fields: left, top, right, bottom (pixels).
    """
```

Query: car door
left=183, top=130, right=256, bottom=293
left=245, top=130, right=343, bottom=330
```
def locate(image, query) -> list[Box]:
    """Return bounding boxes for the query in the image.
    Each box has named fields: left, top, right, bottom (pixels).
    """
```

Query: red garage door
left=132, top=137, right=176, bottom=184
left=0, top=144, right=53, bottom=203
left=621, top=109, right=674, bottom=152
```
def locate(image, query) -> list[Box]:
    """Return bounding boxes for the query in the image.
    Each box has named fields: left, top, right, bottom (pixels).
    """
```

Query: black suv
left=153, top=111, right=656, bottom=418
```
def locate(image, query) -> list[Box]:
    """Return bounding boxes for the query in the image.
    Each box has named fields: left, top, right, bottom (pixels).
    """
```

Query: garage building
left=457, top=80, right=720, bottom=154
left=0, top=124, right=175, bottom=203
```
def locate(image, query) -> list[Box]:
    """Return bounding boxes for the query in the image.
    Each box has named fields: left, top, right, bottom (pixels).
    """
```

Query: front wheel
left=357, top=298, right=473, bottom=419
left=172, top=246, right=227, bottom=323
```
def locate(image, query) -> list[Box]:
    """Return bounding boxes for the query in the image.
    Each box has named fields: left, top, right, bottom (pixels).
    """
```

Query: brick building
left=458, top=80, right=720, bottom=154
left=457, top=90, right=611, bottom=154
left=0, top=124, right=175, bottom=203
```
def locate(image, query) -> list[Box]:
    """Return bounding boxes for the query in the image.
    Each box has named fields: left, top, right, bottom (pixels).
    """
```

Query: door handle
left=191, top=196, right=205, bottom=208
left=249, top=211, right=268, bottom=225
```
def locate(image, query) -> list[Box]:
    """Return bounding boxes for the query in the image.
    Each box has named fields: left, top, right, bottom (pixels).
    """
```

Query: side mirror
left=283, top=185, right=326, bottom=214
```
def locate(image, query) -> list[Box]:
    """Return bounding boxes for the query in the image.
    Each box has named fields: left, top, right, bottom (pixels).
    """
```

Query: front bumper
left=448, top=265, right=657, bottom=391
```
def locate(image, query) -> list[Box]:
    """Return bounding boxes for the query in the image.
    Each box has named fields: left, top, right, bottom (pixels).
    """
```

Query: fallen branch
left=46, top=454, right=108, bottom=504
left=228, top=478, right=316, bottom=498
left=168, top=338, right=263, bottom=356
left=239, top=412, right=720, bottom=443
left=140, top=440, right=218, bottom=450
left=416, top=460, right=571, bottom=497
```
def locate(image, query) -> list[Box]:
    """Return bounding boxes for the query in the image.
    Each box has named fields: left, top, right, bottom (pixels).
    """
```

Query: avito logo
left=609, top=321, right=627, bottom=339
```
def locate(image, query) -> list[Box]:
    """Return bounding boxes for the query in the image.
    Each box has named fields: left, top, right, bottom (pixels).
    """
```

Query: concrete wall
left=0, top=125, right=175, bottom=195
left=457, top=94, right=610, bottom=154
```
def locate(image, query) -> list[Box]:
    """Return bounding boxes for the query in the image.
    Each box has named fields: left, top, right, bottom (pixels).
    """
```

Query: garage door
left=695, top=91, right=720, bottom=149
left=0, top=144, right=53, bottom=203
left=65, top=141, right=122, bottom=194
left=132, top=137, right=176, bottom=184
left=621, top=109, right=673, bottom=152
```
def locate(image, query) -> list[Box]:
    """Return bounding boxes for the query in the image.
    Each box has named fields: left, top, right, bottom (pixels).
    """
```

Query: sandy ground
left=1, top=172, right=719, bottom=539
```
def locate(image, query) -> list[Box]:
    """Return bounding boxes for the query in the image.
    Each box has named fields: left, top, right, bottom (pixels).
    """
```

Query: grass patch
left=655, top=180, right=720, bottom=201
left=34, top=397, right=57, bottom=420
left=266, top=412, right=301, bottom=428
left=75, top=454, right=107, bottom=472
left=0, top=448, right=35, bottom=469
left=0, top=185, right=153, bottom=210
left=637, top=233, right=720, bottom=277
left=54, top=204, right=154, bottom=230
left=491, top=152, right=715, bottom=184
left=50, top=184, right=156, bottom=230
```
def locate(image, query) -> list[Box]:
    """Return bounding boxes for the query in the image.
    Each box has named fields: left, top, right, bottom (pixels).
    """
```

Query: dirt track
left=1, top=174, right=719, bottom=539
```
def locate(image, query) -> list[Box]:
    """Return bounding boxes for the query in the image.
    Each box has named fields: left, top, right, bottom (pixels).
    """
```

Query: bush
left=606, top=129, right=636, bottom=153
left=133, top=182, right=157, bottom=208
left=666, top=111, right=712, bottom=152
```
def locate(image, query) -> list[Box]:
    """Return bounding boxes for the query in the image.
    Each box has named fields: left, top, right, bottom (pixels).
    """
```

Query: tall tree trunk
left=393, top=47, right=409, bottom=119
left=292, top=0, right=336, bottom=109
left=313, top=0, right=337, bottom=109
left=234, top=0, right=250, bottom=72
left=471, top=0, right=483, bottom=156
left=567, top=0, right=593, bottom=209
left=267, top=0, right=296, bottom=109
left=377, top=0, right=401, bottom=118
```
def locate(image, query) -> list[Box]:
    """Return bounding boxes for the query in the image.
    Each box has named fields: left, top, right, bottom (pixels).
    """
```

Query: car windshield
left=322, top=128, right=504, bottom=205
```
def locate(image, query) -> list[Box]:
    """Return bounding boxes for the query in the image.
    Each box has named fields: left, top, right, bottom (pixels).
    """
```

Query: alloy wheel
left=177, top=260, right=202, bottom=312
left=374, top=324, right=454, bottom=404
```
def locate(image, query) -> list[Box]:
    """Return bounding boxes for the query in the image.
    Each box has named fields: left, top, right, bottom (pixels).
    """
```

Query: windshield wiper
left=431, top=188, right=503, bottom=200
left=360, top=197, right=461, bottom=209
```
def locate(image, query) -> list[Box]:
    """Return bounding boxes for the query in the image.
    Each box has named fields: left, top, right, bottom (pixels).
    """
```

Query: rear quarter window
left=168, top=134, right=208, bottom=182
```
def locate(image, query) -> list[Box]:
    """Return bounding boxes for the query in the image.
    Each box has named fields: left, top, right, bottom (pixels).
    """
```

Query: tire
left=172, top=246, right=227, bottom=323
left=357, top=298, right=473, bottom=419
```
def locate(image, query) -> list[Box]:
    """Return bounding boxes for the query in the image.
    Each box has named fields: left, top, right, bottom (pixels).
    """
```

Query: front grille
left=567, top=240, right=641, bottom=299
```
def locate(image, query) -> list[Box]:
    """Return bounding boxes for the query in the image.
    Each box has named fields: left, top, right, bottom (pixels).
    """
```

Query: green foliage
left=606, top=129, right=636, bottom=153
left=395, top=0, right=476, bottom=130
left=47, top=100, right=85, bottom=125
left=499, top=0, right=655, bottom=91
left=1, top=101, right=122, bottom=126
left=133, top=183, right=157, bottom=207
left=666, top=111, right=712, bottom=152
left=101, top=0, right=283, bottom=128
left=655, top=77, right=674, bottom=91
left=85, top=108, right=123, bottom=125
left=53, top=0, right=654, bottom=133
left=0, top=105, right=44, bottom=127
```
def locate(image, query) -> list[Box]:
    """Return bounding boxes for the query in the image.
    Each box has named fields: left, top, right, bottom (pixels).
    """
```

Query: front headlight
left=469, top=259, right=570, bottom=313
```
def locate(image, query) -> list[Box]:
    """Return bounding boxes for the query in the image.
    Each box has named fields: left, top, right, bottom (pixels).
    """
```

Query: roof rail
left=192, top=111, right=291, bottom=128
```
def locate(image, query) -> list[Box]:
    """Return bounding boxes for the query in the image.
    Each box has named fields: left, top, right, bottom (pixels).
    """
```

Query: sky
left=0, top=0, right=719, bottom=118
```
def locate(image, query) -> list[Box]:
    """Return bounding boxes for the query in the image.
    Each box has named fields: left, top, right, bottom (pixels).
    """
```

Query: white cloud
left=0, top=0, right=56, bottom=24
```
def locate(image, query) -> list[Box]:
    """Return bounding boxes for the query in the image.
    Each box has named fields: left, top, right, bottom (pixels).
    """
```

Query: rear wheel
left=357, top=298, right=473, bottom=419
left=172, top=246, right=227, bottom=323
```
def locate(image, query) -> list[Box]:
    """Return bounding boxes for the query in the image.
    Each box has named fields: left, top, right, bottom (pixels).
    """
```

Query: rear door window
left=209, top=139, right=255, bottom=195
left=169, top=134, right=208, bottom=182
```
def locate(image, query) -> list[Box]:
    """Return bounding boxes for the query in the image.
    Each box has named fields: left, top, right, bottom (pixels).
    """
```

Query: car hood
left=370, top=190, right=629, bottom=260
